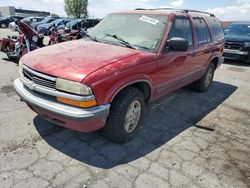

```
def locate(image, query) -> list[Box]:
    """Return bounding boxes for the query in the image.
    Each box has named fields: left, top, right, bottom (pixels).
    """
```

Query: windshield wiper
left=105, top=33, right=136, bottom=49
left=86, top=34, right=100, bottom=42
left=134, top=45, right=151, bottom=51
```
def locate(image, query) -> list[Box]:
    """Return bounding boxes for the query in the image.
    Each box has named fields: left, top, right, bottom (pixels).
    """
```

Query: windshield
left=88, top=13, right=168, bottom=52
left=0, top=16, right=7, bottom=20
left=66, top=19, right=82, bottom=28
left=225, top=24, right=250, bottom=36
left=51, top=19, right=63, bottom=25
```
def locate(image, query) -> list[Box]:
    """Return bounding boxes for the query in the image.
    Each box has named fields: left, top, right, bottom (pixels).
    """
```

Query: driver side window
left=168, top=17, right=193, bottom=46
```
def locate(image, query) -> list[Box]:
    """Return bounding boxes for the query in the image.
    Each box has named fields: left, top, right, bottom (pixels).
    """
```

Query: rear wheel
left=101, top=87, right=146, bottom=143
left=194, top=63, right=215, bottom=92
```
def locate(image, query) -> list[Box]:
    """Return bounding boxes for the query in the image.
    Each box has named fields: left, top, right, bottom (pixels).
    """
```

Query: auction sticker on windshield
left=139, top=15, right=159, bottom=25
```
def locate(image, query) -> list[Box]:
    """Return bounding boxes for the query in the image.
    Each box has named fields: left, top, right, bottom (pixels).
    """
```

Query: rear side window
left=208, top=18, right=224, bottom=41
left=168, top=17, right=193, bottom=46
left=193, top=18, right=211, bottom=44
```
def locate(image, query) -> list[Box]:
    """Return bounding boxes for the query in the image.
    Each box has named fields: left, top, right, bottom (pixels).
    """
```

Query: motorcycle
left=48, top=25, right=87, bottom=45
left=0, top=20, right=88, bottom=60
left=0, top=20, right=44, bottom=60
left=0, top=34, right=25, bottom=60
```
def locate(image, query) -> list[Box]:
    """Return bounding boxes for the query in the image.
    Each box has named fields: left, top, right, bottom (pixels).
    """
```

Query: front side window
left=89, top=14, right=168, bottom=52
left=193, top=18, right=211, bottom=44
left=168, top=17, right=193, bottom=46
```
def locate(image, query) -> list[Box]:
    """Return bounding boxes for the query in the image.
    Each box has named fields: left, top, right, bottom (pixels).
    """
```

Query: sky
left=0, top=0, right=250, bottom=21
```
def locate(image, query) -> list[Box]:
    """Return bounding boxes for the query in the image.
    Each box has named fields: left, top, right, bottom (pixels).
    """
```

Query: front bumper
left=14, top=78, right=110, bottom=132
left=223, top=49, right=250, bottom=62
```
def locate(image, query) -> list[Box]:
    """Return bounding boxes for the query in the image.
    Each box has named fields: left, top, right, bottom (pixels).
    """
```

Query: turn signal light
left=57, top=97, right=97, bottom=108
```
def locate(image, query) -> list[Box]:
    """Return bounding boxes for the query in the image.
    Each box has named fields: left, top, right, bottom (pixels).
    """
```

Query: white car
left=9, top=21, right=18, bottom=31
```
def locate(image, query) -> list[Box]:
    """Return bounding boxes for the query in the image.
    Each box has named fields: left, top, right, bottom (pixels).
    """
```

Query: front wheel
left=193, top=63, right=215, bottom=92
left=101, top=87, right=146, bottom=143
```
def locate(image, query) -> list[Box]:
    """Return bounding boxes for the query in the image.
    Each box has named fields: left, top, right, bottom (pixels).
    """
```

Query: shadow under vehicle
left=34, top=81, right=237, bottom=169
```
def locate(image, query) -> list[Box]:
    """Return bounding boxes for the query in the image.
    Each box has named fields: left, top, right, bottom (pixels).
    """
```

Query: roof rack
left=135, top=8, right=215, bottom=17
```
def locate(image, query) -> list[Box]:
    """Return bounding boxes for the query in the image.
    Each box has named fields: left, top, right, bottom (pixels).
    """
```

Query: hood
left=21, top=40, right=142, bottom=83
left=225, top=34, right=250, bottom=42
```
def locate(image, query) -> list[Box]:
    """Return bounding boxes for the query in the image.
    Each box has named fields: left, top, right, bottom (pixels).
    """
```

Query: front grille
left=23, top=68, right=56, bottom=89
left=223, top=52, right=242, bottom=59
left=225, top=41, right=243, bottom=50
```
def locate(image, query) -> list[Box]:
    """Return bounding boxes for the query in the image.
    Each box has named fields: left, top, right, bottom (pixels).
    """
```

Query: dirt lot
left=0, top=28, right=249, bottom=188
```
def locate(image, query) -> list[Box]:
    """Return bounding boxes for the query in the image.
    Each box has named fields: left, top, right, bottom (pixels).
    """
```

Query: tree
left=64, top=0, right=88, bottom=18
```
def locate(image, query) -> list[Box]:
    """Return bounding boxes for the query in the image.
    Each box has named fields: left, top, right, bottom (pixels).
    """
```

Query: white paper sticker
left=139, top=15, right=159, bottom=25
left=248, top=25, right=250, bottom=28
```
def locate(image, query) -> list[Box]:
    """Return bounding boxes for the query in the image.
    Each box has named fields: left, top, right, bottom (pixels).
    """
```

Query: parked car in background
left=0, top=16, right=24, bottom=28
left=37, top=19, right=71, bottom=34
left=9, top=17, right=45, bottom=31
left=65, top=18, right=100, bottom=30
left=223, top=22, right=250, bottom=63
left=22, top=17, right=44, bottom=25
left=14, top=9, right=224, bottom=143
left=31, top=17, right=59, bottom=30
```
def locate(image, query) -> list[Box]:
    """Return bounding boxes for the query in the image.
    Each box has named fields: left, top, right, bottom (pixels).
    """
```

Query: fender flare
left=103, top=76, right=154, bottom=103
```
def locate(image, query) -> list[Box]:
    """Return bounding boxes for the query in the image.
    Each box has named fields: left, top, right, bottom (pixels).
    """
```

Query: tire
left=193, top=63, right=215, bottom=92
left=7, top=52, right=19, bottom=61
left=1, top=23, right=7, bottom=28
left=101, top=87, right=146, bottom=143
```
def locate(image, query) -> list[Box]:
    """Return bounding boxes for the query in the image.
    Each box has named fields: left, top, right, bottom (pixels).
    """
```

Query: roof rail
left=135, top=8, right=215, bottom=17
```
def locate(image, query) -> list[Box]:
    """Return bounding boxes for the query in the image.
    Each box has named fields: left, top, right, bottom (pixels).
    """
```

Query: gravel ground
left=0, top=28, right=249, bottom=188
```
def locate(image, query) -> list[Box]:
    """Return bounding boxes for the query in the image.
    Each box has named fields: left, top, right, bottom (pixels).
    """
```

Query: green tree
left=64, top=0, right=88, bottom=18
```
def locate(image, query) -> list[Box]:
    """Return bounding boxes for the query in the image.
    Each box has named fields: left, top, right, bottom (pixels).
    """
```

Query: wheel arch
left=210, top=57, right=219, bottom=69
left=110, top=80, right=153, bottom=103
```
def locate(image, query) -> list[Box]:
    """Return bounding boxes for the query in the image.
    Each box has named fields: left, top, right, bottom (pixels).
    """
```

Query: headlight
left=32, top=35, right=39, bottom=43
left=244, top=42, right=250, bottom=47
left=56, top=78, right=93, bottom=95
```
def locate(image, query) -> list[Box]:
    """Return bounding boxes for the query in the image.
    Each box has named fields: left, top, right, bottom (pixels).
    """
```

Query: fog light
left=57, top=97, right=97, bottom=108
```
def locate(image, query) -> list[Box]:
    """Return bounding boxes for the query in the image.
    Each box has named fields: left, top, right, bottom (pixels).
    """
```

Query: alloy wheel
left=124, top=100, right=141, bottom=133
left=205, top=67, right=214, bottom=87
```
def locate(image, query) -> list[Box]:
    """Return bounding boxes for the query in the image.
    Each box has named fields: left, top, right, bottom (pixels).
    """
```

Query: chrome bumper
left=14, top=78, right=110, bottom=120
left=223, top=49, right=248, bottom=56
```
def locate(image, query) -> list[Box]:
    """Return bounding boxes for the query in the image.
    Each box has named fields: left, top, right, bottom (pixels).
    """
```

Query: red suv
left=14, top=9, right=224, bottom=143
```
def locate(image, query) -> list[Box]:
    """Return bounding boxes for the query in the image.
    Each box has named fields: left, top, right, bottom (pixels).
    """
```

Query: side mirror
left=167, top=37, right=189, bottom=52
